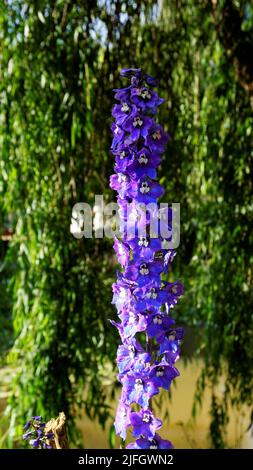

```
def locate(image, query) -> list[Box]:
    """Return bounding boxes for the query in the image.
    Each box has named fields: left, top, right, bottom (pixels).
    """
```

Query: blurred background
left=0, top=0, right=252, bottom=449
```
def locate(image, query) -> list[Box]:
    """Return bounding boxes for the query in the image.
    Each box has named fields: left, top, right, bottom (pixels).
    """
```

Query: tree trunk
left=210, top=0, right=253, bottom=111
left=45, top=412, right=68, bottom=449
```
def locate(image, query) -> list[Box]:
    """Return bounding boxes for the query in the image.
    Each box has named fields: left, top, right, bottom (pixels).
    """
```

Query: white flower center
left=133, top=116, right=143, bottom=127
left=146, top=288, right=157, bottom=299
left=138, top=153, right=148, bottom=164
left=134, top=379, right=144, bottom=391
left=121, top=102, right=129, bottom=112
left=142, top=413, right=151, bottom=423
left=129, top=312, right=138, bottom=324
left=118, top=173, right=128, bottom=183
left=171, top=285, right=178, bottom=294
left=153, top=315, right=162, bottom=325
left=138, top=237, right=149, bottom=247
left=168, top=331, right=176, bottom=341
left=139, top=182, right=150, bottom=194
left=139, top=263, right=149, bottom=275
left=152, top=130, right=161, bottom=140
left=156, top=367, right=165, bottom=377
left=120, top=410, right=127, bottom=419
left=119, top=151, right=126, bottom=159
left=115, top=125, right=119, bottom=135
left=149, top=439, right=158, bottom=449
left=128, top=345, right=135, bottom=357
left=141, top=89, right=151, bottom=99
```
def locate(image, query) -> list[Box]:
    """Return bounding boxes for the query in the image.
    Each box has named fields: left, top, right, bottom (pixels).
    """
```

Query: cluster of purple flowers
left=110, top=68, right=184, bottom=449
left=23, top=416, right=54, bottom=449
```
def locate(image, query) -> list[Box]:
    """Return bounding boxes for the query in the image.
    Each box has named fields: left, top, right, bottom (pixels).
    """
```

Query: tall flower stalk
left=110, top=68, right=184, bottom=449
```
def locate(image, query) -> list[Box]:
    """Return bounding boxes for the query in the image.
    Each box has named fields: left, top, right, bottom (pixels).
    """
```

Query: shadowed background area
left=0, top=0, right=252, bottom=449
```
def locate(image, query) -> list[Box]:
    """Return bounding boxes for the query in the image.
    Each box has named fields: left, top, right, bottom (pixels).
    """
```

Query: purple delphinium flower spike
left=110, top=68, right=184, bottom=448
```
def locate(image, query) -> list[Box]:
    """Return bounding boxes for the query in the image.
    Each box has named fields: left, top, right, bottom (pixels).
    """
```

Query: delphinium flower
left=110, top=68, right=184, bottom=449
left=23, top=416, right=54, bottom=449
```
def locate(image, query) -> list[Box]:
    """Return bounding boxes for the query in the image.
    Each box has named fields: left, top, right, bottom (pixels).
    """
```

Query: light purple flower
left=114, top=401, right=131, bottom=439
left=113, top=237, right=130, bottom=267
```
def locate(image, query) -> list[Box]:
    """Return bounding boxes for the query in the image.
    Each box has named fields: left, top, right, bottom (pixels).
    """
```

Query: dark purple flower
left=122, top=109, right=154, bottom=142
left=23, top=431, right=33, bottom=440
left=125, top=258, right=163, bottom=286
left=146, top=313, right=174, bottom=338
left=112, top=102, right=133, bottom=126
left=23, top=420, right=32, bottom=431
left=32, top=416, right=42, bottom=421
left=113, top=86, right=132, bottom=103
left=131, top=87, right=164, bottom=110
left=114, top=147, right=136, bottom=173
left=37, top=428, right=44, bottom=438
left=120, top=68, right=142, bottom=78
left=130, top=409, right=162, bottom=438
left=128, top=236, right=161, bottom=261
left=128, top=148, right=161, bottom=179
left=164, top=281, right=184, bottom=309
left=149, top=362, right=180, bottom=390
left=145, top=124, right=170, bottom=153
left=29, top=438, right=40, bottom=448
left=134, top=284, right=168, bottom=311
left=163, top=344, right=181, bottom=365
left=132, top=178, right=165, bottom=203
left=145, top=74, right=159, bottom=87
left=158, top=327, right=184, bottom=362
left=126, top=434, right=173, bottom=449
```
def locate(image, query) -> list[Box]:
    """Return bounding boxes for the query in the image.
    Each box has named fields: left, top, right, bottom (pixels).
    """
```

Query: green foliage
left=0, top=0, right=252, bottom=448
